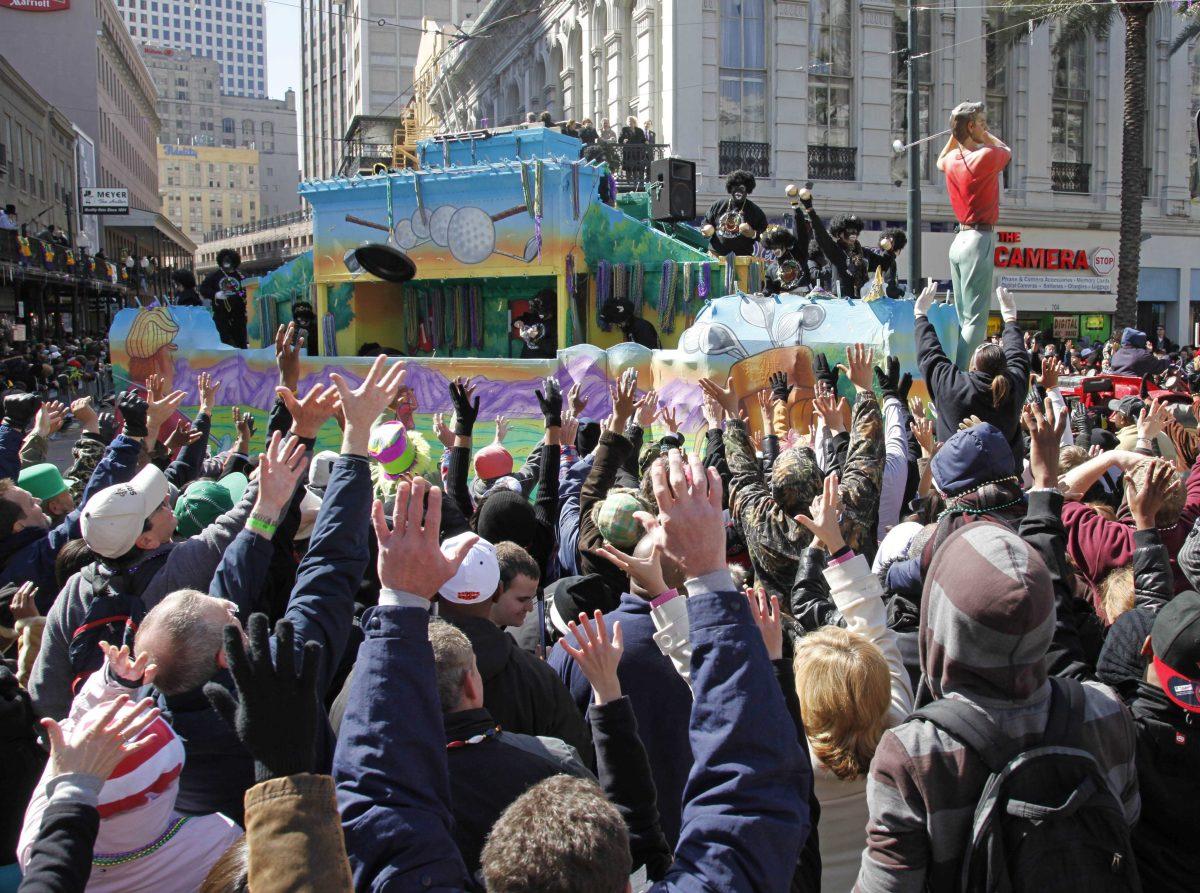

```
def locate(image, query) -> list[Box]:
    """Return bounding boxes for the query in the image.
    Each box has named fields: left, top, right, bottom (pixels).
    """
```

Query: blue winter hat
left=1122, top=327, right=1147, bottom=348
left=931, top=423, right=1017, bottom=497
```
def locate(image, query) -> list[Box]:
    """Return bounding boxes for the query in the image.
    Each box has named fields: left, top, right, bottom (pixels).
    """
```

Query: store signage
left=998, top=274, right=1112, bottom=293
left=995, top=244, right=1092, bottom=271
left=80, top=187, right=128, bottom=215
left=163, top=145, right=198, bottom=157
left=0, top=0, right=69, bottom=9
left=1090, top=247, right=1116, bottom=277
left=1052, top=315, right=1079, bottom=339
left=143, top=46, right=175, bottom=56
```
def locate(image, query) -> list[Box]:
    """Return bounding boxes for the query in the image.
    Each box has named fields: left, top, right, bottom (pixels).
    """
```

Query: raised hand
left=255, top=431, right=310, bottom=523
left=71, top=396, right=99, bottom=434
left=909, top=416, right=938, bottom=457
left=204, top=614, right=320, bottom=783
left=1034, top=359, right=1067, bottom=392
left=561, top=611, right=624, bottom=706
left=162, top=419, right=204, bottom=454
left=492, top=415, right=509, bottom=445
left=698, top=374, right=738, bottom=417
left=116, top=391, right=149, bottom=438
left=99, top=639, right=157, bottom=686
left=331, top=356, right=407, bottom=455
left=448, top=376, right=479, bottom=437
left=568, top=381, right=589, bottom=416
left=42, top=696, right=162, bottom=782
left=812, top=353, right=839, bottom=395
left=9, top=582, right=38, bottom=622
left=276, top=382, right=341, bottom=440
left=146, top=386, right=187, bottom=443
left=432, top=412, right=454, bottom=450
left=635, top=388, right=658, bottom=429
left=232, top=406, right=254, bottom=452
left=372, top=478, right=478, bottom=599
left=535, top=377, right=563, bottom=428
left=840, top=343, right=876, bottom=391
left=794, top=472, right=845, bottom=553
left=1021, top=397, right=1067, bottom=489
left=769, top=371, right=792, bottom=404
left=913, top=280, right=938, bottom=318
left=274, top=322, right=305, bottom=391
left=33, top=400, right=67, bottom=439
left=874, top=355, right=911, bottom=402
left=634, top=450, right=725, bottom=580
left=701, top=390, right=725, bottom=428
left=559, top=411, right=579, bottom=448
left=996, top=286, right=1017, bottom=323
left=609, top=368, right=639, bottom=431
left=958, top=414, right=986, bottom=431
left=813, top=393, right=847, bottom=434
left=745, top=587, right=783, bottom=660
left=658, top=404, right=680, bottom=434
left=1137, top=397, right=1170, bottom=443
left=1126, top=459, right=1180, bottom=531
left=593, top=540, right=667, bottom=597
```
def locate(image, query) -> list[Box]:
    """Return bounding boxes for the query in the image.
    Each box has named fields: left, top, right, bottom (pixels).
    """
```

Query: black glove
left=769, top=371, right=792, bottom=404
left=448, top=379, right=479, bottom=436
left=2, top=393, right=41, bottom=431
left=813, top=353, right=839, bottom=394
left=204, top=615, right=320, bottom=784
left=97, top=411, right=118, bottom=445
left=116, top=391, right=148, bottom=438
left=873, top=356, right=912, bottom=403
left=535, top=377, right=563, bottom=428
left=1139, top=373, right=1153, bottom=399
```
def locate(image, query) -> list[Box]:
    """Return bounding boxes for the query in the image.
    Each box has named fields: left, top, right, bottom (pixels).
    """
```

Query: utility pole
left=906, top=0, right=922, bottom=291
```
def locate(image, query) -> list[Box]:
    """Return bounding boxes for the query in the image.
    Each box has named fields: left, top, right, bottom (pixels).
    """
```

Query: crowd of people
left=0, top=302, right=1199, bottom=892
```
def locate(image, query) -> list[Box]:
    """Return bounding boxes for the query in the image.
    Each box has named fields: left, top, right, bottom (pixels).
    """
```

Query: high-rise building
left=300, top=0, right=481, bottom=180
left=158, top=144, right=259, bottom=242
left=140, top=45, right=300, bottom=219
left=113, top=0, right=267, bottom=98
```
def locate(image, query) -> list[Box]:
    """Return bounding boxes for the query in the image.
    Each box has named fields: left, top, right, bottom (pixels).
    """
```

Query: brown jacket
left=244, top=773, right=353, bottom=893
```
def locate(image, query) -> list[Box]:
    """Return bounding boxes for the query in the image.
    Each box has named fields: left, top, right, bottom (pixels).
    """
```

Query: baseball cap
left=437, top=533, right=499, bottom=605
left=173, top=479, right=234, bottom=538
left=81, top=464, right=169, bottom=559
left=1150, top=591, right=1200, bottom=713
left=307, top=450, right=339, bottom=496
left=1107, top=396, right=1145, bottom=417
left=18, top=463, right=72, bottom=501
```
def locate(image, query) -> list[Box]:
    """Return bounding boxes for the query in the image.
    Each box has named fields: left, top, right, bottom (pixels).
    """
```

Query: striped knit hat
left=95, top=709, right=184, bottom=818
left=920, top=522, right=1054, bottom=702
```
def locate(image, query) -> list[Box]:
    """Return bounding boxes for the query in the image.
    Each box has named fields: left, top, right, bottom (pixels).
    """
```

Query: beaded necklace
left=94, top=817, right=191, bottom=868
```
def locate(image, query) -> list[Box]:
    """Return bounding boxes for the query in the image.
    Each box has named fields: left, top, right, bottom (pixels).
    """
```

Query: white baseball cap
left=437, top=533, right=500, bottom=605
left=81, top=464, right=169, bottom=558
left=307, top=450, right=339, bottom=496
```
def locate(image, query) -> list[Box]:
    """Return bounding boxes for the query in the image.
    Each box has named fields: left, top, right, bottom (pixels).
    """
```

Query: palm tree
left=1003, top=0, right=1155, bottom=329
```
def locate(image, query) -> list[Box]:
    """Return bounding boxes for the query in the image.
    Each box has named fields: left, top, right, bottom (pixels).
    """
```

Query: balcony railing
left=204, top=208, right=311, bottom=243
left=1051, top=161, right=1090, bottom=194
left=0, top=230, right=132, bottom=287
left=719, top=141, right=770, bottom=178
left=808, top=145, right=857, bottom=182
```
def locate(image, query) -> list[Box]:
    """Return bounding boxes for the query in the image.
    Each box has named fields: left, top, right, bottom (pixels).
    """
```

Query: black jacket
left=16, top=801, right=98, bottom=893
left=1, top=667, right=46, bottom=867
left=578, top=126, right=598, bottom=146
left=175, top=288, right=202, bottom=306
left=1109, top=345, right=1168, bottom=377
left=805, top=207, right=867, bottom=297
left=578, top=430, right=636, bottom=607
left=916, top=315, right=1030, bottom=475
left=703, top=197, right=768, bottom=257
left=444, top=706, right=591, bottom=879
left=444, top=613, right=593, bottom=766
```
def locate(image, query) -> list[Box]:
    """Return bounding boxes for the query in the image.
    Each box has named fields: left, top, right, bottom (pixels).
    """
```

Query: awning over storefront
left=103, top=208, right=196, bottom=257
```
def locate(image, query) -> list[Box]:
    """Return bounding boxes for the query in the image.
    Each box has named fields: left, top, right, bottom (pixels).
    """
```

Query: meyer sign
left=80, top=187, right=129, bottom=215
left=998, top=274, right=1112, bottom=293
left=0, top=0, right=69, bottom=9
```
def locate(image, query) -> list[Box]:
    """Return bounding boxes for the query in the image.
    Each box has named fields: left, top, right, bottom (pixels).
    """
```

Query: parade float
left=109, top=128, right=960, bottom=453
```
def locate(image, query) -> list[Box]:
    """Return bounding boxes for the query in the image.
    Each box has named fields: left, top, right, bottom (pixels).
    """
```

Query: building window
left=222, top=117, right=235, bottom=134
left=718, top=0, right=769, bottom=176
left=890, top=1, right=932, bottom=184
left=1051, top=36, right=1090, bottom=193
left=808, top=0, right=855, bottom=180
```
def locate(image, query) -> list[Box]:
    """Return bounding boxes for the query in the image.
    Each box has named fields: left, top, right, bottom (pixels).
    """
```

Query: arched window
left=720, top=0, right=768, bottom=176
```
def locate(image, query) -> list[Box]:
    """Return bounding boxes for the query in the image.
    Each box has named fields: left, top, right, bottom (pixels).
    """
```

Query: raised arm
left=913, top=284, right=963, bottom=399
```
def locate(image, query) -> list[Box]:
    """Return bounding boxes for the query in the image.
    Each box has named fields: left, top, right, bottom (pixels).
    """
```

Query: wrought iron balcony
left=719, top=141, right=770, bottom=178
left=808, top=145, right=857, bottom=182
left=1051, top=161, right=1090, bottom=194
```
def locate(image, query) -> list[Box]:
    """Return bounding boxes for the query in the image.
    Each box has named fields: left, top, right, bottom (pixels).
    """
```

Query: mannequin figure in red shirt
left=937, top=101, right=1011, bottom=370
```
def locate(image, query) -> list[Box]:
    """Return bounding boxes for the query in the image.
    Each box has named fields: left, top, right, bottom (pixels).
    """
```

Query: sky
left=265, top=0, right=302, bottom=101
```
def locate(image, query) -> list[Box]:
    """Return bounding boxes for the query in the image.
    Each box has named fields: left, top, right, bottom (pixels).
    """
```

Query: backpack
left=66, top=564, right=146, bottom=695
left=913, top=677, right=1140, bottom=893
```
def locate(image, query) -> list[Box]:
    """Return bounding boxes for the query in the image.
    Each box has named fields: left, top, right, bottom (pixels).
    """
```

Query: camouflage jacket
left=65, top=434, right=107, bottom=502
left=724, top=389, right=884, bottom=599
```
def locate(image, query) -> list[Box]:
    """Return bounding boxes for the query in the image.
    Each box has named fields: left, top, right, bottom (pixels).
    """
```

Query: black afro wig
left=216, top=248, right=241, bottom=269
left=171, top=268, right=196, bottom=290
left=882, top=228, right=907, bottom=252
left=829, top=214, right=864, bottom=238
left=725, top=170, right=756, bottom=195
left=761, top=225, right=796, bottom=252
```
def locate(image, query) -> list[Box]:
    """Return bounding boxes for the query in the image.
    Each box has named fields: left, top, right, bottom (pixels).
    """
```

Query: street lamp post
left=906, top=0, right=923, bottom=291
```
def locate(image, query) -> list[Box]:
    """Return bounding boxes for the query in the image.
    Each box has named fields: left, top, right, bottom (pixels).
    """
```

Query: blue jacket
left=556, top=454, right=594, bottom=577
left=335, top=573, right=812, bottom=893
left=0, top=431, right=142, bottom=612
left=164, top=454, right=371, bottom=822
left=548, top=592, right=693, bottom=845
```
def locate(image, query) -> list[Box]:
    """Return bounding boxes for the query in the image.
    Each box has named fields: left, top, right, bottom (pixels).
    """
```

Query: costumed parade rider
left=198, top=248, right=249, bottom=349
left=171, top=269, right=202, bottom=306
left=513, top=288, right=558, bottom=359
left=864, top=228, right=908, bottom=299
left=599, top=297, right=660, bottom=349
left=702, top=170, right=768, bottom=257
left=798, top=189, right=868, bottom=298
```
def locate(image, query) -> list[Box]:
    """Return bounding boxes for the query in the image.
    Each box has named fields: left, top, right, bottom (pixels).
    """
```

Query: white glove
left=913, top=280, right=938, bottom=318
left=996, top=286, right=1017, bottom=323
left=215, top=290, right=228, bottom=301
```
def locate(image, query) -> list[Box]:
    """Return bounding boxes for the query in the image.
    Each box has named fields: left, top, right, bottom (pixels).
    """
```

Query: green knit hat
left=18, top=463, right=71, bottom=501
left=595, top=490, right=649, bottom=550
left=174, top=479, right=234, bottom=538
